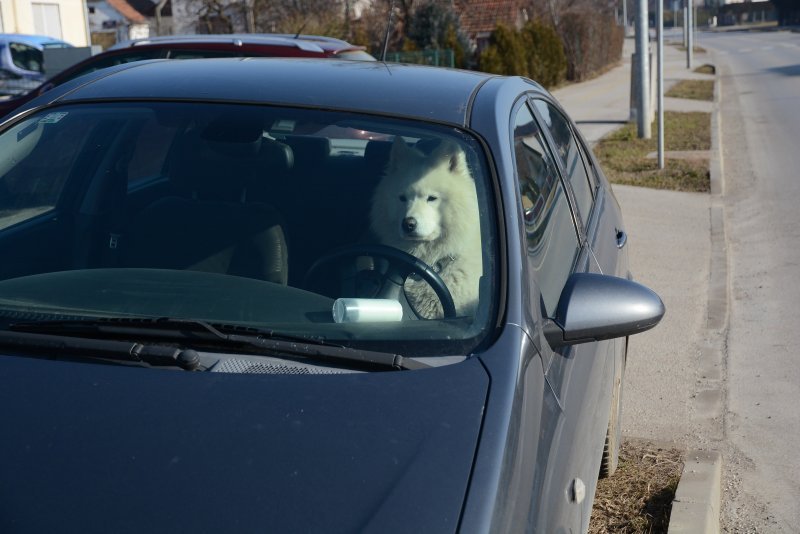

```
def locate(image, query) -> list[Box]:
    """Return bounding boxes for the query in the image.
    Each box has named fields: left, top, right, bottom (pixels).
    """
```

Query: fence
left=385, top=49, right=455, bottom=68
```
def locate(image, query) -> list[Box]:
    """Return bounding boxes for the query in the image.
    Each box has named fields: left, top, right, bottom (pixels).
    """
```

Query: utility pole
left=686, top=0, right=694, bottom=69
left=657, top=0, right=665, bottom=169
left=623, top=0, right=628, bottom=32
left=635, top=0, right=650, bottom=139
left=683, top=2, right=688, bottom=47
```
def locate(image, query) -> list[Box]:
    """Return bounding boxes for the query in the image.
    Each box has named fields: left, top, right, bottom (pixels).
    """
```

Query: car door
left=511, top=97, right=613, bottom=531
left=531, top=97, right=629, bottom=481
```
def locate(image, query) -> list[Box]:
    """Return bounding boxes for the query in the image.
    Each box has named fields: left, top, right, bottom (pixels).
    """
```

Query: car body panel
left=0, top=34, right=73, bottom=95
left=0, top=33, right=374, bottom=118
left=0, top=353, right=489, bottom=533
left=44, top=58, right=492, bottom=127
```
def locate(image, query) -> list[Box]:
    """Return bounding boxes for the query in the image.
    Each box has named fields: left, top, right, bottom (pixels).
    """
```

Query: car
left=0, top=33, right=73, bottom=96
left=0, top=33, right=374, bottom=117
left=0, top=58, right=663, bottom=533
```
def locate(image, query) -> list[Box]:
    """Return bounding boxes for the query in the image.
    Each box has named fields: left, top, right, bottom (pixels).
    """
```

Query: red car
left=0, top=33, right=374, bottom=118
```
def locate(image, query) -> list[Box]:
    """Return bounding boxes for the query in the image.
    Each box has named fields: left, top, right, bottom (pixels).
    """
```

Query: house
left=87, top=0, right=171, bottom=48
left=0, top=0, right=90, bottom=45
left=455, top=0, right=528, bottom=53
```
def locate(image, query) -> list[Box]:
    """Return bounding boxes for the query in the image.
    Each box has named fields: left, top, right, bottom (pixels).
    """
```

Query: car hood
left=0, top=353, right=489, bottom=533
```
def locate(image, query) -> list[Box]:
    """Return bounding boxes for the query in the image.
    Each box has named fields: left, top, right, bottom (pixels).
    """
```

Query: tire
left=599, top=338, right=627, bottom=478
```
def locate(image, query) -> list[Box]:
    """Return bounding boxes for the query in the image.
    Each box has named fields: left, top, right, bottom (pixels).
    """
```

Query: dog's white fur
left=370, top=137, right=482, bottom=319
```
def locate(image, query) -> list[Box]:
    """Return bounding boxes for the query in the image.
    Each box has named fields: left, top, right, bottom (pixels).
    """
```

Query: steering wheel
left=304, top=244, right=457, bottom=319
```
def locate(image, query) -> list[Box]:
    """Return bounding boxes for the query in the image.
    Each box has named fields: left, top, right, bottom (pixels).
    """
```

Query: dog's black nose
left=402, top=217, right=417, bottom=233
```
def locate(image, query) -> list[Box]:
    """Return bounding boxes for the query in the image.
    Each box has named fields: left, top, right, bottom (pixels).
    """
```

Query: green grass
left=666, top=79, right=715, bottom=101
left=594, top=111, right=711, bottom=192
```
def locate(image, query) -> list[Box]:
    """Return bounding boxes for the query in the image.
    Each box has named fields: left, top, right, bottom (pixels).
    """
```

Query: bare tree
left=252, top=0, right=347, bottom=36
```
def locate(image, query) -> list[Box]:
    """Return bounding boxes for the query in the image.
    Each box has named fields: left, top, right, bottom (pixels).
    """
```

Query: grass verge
left=666, top=80, right=714, bottom=101
left=693, top=64, right=715, bottom=75
left=672, top=44, right=707, bottom=54
left=594, top=111, right=711, bottom=192
left=589, top=441, right=684, bottom=533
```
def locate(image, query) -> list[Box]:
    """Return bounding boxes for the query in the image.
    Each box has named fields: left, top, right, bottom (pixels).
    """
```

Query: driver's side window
left=512, top=102, right=579, bottom=317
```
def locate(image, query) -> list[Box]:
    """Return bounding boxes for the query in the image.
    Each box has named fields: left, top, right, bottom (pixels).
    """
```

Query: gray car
left=0, top=58, right=663, bottom=533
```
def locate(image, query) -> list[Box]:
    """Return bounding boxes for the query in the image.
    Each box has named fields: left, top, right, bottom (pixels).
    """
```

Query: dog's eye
left=427, top=195, right=438, bottom=202
left=399, top=195, right=407, bottom=202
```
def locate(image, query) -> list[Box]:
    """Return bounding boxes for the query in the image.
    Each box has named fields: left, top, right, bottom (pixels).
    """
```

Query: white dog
left=369, top=137, right=482, bottom=319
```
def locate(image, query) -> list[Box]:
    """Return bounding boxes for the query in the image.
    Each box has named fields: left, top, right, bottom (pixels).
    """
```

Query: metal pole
left=635, top=0, right=650, bottom=139
left=658, top=0, right=665, bottom=169
left=683, top=4, right=688, bottom=47
left=623, top=0, right=628, bottom=32
left=687, top=0, right=694, bottom=69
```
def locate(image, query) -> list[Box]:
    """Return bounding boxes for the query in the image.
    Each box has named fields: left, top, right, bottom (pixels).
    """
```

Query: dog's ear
left=431, top=140, right=468, bottom=175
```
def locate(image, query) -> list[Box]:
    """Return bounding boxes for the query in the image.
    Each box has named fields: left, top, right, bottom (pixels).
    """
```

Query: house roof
left=455, top=0, right=526, bottom=36
left=99, top=0, right=172, bottom=22
left=128, top=0, right=171, bottom=18
left=106, top=0, right=148, bottom=23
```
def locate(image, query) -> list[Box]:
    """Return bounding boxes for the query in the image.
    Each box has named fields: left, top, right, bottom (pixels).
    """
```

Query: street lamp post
left=657, top=0, right=665, bottom=169
left=635, top=0, right=651, bottom=139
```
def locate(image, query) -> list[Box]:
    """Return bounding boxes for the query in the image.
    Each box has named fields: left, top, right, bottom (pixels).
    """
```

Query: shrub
left=478, top=24, right=527, bottom=76
left=520, top=20, right=566, bottom=88
left=557, top=11, right=623, bottom=81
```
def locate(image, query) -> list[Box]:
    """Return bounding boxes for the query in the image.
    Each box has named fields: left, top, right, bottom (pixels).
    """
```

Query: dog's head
left=371, top=137, right=473, bottom=244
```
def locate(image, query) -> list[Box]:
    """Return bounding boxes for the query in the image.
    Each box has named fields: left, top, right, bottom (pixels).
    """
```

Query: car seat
left=120, top=116, right=292, bottom=284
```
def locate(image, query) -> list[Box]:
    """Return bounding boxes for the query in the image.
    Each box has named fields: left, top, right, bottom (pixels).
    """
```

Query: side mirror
left=543, top=273, right=664, bottom=348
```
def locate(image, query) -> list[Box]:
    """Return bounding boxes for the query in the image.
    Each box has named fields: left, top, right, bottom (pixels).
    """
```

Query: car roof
left=109, top=33, right=369, bottom=56
left=49, top=58, right=497, bottom=126
left=0, top=33, right=72, bottom=48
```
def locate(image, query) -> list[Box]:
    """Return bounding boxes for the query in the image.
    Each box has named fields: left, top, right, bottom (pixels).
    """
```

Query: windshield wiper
left=8, top=317, right=429, bottom=371
left=0, top=329, right=201, bottom=370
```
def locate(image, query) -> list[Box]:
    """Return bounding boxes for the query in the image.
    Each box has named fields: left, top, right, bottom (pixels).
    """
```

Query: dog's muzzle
left=402, top=217, right=418, bottom=235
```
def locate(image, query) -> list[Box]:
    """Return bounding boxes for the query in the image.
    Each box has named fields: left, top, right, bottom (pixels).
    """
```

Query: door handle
left=616, top=229, right=627, bottom=249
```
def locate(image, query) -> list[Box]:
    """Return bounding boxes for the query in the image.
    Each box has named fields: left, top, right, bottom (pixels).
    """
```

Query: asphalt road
left=701, top=28, right=800, bottom=532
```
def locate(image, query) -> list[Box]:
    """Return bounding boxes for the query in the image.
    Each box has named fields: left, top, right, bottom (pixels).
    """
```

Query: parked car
left=0, top=33, right=374, bottom=117
left=0, top=33, right=73, bottom=96
left=0, top=57, right=663, bottom=533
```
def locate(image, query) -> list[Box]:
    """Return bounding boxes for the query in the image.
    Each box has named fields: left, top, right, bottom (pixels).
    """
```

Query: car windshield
left=0, top=102, right=497, bottom=357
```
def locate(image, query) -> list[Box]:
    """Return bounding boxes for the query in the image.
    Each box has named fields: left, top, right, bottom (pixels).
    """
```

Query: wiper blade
left=0, top=330, right=200, bottom=370
left=10, top=317, right=429, bottom=371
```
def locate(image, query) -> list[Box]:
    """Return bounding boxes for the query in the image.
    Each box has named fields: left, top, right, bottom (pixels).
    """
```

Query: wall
left=0, top=0, right=89, bottom=46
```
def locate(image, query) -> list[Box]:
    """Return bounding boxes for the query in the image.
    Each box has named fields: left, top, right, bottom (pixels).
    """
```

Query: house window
left=32, top=3, right=63, bottom=39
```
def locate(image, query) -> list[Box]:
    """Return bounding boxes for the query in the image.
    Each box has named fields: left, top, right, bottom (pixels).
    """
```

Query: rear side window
left=532, top=99, right=594, bottom=225
left=513, top=103, right=579, bottom=316
left=9, top=42, right=44, bottom=72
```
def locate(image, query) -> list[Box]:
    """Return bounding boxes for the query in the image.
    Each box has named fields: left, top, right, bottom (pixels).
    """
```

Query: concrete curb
left=668, top=451, right=723, bottom=534
left=666, top=54, right=726, bottom=534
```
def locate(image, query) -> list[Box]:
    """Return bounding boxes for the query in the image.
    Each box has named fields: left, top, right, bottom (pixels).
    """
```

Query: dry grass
left=589, top=441, right=684, bottom=533
left=594, top=111, right=711, bottom=192
left=693, top=64, right=715, bottom=75
left=672, top=44, right=707, bottom=54
left=666, top=80, right=714, bottom=101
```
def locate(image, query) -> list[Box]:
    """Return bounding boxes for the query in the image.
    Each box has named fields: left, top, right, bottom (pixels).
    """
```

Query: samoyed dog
left=370, top=137, right=482, bottom=319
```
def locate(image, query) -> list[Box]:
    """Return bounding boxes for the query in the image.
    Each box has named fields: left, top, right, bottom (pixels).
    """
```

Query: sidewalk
left=553, top=37, right=725, bottom=534
left=553, top=36, right=713, bottom=146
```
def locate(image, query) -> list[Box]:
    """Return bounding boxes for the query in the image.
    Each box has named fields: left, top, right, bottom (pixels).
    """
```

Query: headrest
left=168, top=126, right=293, bottom=201
left=200, top=116, right=264, bottom=157
left=282, top=135, right=330, bottom=167
left=364, top=140, right=392, bottom=174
